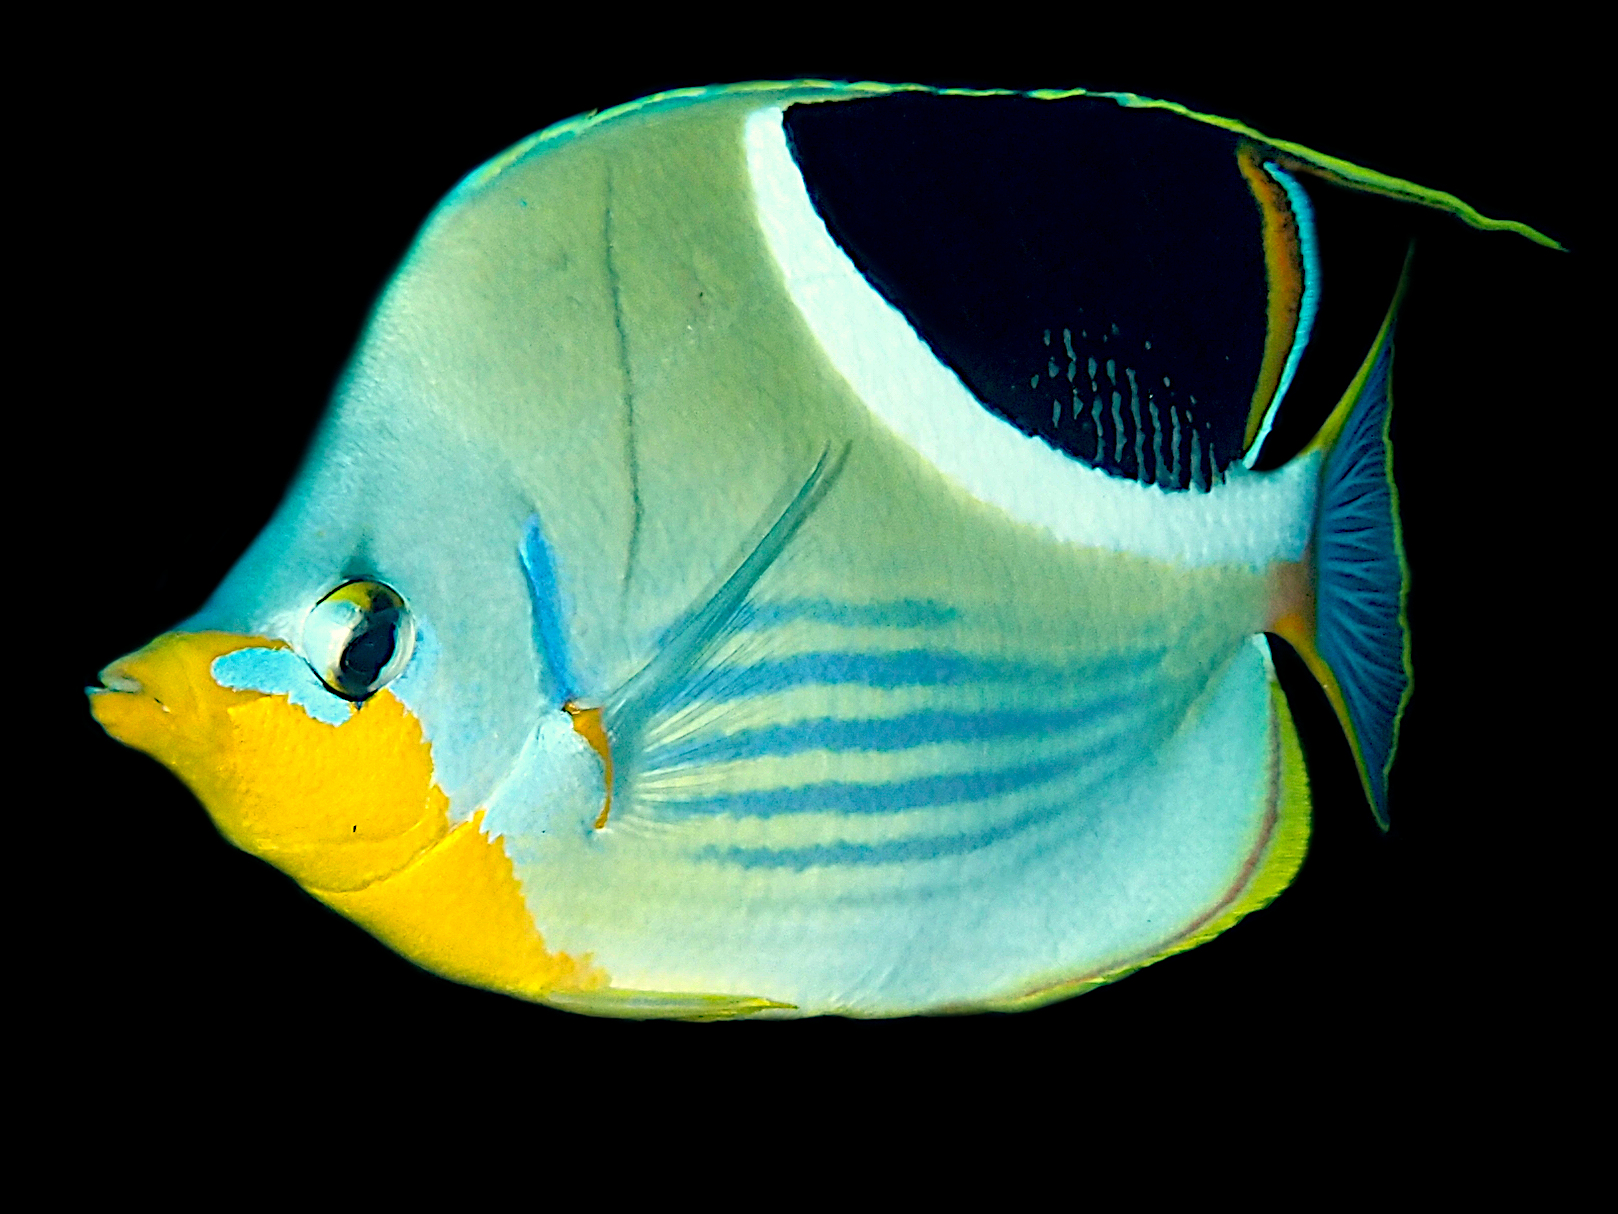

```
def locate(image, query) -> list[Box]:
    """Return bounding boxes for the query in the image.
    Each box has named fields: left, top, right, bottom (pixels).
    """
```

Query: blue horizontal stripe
left=646, top=696, right=1142, bottom=767
left=699, top=812, right=1033, bottom=871
left=693, top=759, right=1132, bottom=871
left=654, top=727, right=1148, bottom=819
left=731, top=598, right=960, bottom=631
left=663, top=646, right=1163, bottom=713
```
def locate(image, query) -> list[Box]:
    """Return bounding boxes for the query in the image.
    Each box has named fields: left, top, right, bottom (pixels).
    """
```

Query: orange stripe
left=565, top=704, right=615, bottom=829
left=1237, top=142, right=1306, bottom=454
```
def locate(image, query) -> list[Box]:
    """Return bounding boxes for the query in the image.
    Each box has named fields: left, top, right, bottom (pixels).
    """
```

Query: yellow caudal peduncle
left=91, top=630, right=602, bottom=1000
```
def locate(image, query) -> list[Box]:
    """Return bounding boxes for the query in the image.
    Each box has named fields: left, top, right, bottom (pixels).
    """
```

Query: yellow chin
left=90, top=631, right=602, bottom=999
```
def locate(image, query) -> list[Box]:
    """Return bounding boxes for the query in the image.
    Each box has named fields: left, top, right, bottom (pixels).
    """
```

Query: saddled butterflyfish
left=88, top=82, right=1558, bottom=1020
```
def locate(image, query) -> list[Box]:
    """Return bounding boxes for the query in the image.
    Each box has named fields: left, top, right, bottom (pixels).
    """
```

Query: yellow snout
left=90, top=631, right=446, bottom=892
left=89, top=631, right=602, bottom=998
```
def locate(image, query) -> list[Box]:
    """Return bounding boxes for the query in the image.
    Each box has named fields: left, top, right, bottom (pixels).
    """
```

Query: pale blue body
left=194, top=84, right=1313, bottom=1014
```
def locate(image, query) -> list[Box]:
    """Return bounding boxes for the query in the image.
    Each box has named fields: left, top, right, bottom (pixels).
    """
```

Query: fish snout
left=90, top=631, right=451, bottom=893
left=89, top=632, right=277, bottom=752
left=88, top=631, right=292, bottom=858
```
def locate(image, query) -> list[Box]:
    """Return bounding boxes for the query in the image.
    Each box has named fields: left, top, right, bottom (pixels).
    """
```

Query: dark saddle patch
left=785, top=93, right=1267, bottom=490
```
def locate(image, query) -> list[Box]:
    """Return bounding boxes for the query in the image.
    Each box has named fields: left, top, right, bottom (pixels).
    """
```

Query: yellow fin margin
left=967, top=662, right=1312, bottom=1014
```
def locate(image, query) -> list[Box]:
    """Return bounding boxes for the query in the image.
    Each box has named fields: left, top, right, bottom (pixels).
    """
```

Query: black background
left=38, top=36, right=1590, bottom=1110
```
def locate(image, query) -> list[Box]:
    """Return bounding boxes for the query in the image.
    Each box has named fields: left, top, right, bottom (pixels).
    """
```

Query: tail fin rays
left=1292, top=249, right=1415, bottom=827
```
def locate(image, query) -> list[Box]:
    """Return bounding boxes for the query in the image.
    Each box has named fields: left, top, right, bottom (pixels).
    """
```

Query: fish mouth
left=87, top=659, right=167, bottom=734
left=86, top=631, right=281, bottom=752
left=92, top=666, right=146, bottom=695
left=88, top=679, right=172, bottom=747
left=87, top=663, right=170, bottom=745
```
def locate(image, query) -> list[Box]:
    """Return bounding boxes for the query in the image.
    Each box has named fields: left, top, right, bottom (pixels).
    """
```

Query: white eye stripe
left=301, top=580, right=416, bottom=700
left=303, top=600, right=364, bottom=671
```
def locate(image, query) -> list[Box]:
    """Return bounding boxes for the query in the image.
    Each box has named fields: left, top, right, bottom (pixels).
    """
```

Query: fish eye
left=301, top=580, right=415, bottom=701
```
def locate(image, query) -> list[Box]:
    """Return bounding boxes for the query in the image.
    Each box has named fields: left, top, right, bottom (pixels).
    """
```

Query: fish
left=87, top=81, right=1558, bottom=1020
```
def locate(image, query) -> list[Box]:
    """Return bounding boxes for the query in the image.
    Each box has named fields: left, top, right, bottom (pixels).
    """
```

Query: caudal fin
left=1303, top=253, right=1415, bottom=827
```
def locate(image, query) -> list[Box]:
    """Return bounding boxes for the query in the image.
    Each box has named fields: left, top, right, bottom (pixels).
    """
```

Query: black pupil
left=337, top=607, right=398, bottom=695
